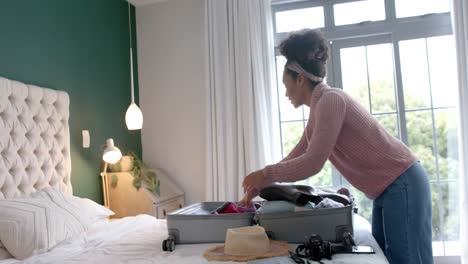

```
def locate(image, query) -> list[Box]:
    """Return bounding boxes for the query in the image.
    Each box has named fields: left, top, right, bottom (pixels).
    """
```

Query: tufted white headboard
left=0, top=77, right=72, bottom=199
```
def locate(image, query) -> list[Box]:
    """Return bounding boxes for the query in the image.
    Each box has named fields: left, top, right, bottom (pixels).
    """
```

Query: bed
left=0, top=76, right=389, bottom=264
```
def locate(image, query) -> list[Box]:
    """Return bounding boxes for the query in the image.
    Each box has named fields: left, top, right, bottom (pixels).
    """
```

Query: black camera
left=292, top=234, right=375, bottom=263
left=296, top=234, right=333, bottom=261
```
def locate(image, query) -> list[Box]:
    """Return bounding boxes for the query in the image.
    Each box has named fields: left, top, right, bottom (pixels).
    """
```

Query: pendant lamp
left=125, top=3, right=143, bottom=130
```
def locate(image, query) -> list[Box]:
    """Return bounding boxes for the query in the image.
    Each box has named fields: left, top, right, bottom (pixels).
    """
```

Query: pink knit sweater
left=263, top=83, right=417, bottom=199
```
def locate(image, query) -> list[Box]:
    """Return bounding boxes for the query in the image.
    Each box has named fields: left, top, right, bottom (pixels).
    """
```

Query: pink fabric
left=262, top=83, right=417, bottom=199
left=219, top=203, right=239, bottom=214
left=217, top=203, right=257, bottom=214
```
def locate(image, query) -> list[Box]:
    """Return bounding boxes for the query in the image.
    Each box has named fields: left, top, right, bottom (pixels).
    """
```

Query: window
left=399, top=35, right=459, bottom=251
left=395, top=0, right=450, bottom=18
left=334, top=0, right=386, bottom=26
left=275, top=7, right=324, bottom=33
left=271, top=0, right=458, bottom=259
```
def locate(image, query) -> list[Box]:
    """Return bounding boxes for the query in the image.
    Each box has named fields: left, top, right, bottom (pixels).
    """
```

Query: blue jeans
left=372, top=161, right=433, bottom=264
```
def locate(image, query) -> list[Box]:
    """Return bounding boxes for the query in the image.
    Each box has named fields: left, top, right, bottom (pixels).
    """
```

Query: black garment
left=259, top=183, right=352, bottom=206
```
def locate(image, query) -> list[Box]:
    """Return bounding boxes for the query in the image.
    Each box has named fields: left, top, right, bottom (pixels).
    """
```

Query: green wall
left=0, top=0, right=142, bottom=203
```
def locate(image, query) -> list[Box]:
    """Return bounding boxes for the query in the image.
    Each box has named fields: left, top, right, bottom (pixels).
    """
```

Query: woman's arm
left=280, top=131, right=308, bottom=162
left=263, top=92, right=347, bottom=184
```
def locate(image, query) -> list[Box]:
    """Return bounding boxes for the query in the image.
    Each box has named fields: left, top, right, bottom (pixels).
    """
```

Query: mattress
left=0, top=214, right=388, bottom=264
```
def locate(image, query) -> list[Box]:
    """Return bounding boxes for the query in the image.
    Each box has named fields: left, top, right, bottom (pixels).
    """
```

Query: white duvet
left=0, top=214, right=388, bottom=264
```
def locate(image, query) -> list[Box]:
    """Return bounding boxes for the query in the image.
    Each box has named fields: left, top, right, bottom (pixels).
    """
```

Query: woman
left=240, top=29, right=433, bottom=264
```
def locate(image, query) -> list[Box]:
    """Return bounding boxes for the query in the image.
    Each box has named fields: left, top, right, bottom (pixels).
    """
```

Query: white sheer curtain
left=451, top=0, right=468, bottom=263
left=205, top=0, right=280, bottom=201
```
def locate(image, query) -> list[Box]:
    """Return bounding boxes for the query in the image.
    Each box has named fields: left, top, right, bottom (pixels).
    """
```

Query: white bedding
left=0, top=214, right=388, bottom=264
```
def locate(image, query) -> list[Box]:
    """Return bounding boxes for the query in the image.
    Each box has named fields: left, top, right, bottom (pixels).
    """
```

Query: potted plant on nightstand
left=104, top=151, right=185, bottom=219
left=128, top=152, right=161, bottom=196
left=109, top=152, right=161, bottom=196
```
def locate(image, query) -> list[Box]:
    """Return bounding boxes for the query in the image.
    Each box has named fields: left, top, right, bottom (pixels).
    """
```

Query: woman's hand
left=238, top=169, right=265, bottom=207
left=238, top=189, right=258, bottom=207
left=242, top=169, right=266, bottom=194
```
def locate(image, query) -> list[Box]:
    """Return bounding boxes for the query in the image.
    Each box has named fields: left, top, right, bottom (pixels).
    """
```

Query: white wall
left=136, top=0, right=207, bottom=204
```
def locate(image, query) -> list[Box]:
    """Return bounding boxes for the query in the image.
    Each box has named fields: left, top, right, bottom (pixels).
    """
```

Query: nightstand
left=101, top=168, right=185, bottom=219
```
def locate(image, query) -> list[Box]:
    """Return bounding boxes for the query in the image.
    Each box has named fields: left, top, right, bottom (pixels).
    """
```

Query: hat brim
left=203, top=240, right=291, bottom=262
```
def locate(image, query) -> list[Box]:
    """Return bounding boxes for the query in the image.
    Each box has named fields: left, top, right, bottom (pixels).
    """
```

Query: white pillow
left=32, top=189, right=114, bottom=223
left=0, top=188, right=92, bottom=260
left=70, top=196, right=115, bottom=223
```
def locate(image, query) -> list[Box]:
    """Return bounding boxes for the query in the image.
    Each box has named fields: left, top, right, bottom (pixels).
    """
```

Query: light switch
left=82, top=130, right=90, bottom=148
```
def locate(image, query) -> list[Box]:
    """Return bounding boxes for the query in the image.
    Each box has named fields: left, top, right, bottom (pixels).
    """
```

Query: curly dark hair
left=279, top=29, right=329, bottom=86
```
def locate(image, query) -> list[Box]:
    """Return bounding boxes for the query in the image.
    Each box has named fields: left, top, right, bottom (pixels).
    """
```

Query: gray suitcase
left=163, top=202, right=255, bottom=251
left=255, top=204, right=354, bottom=243
left=163, top=202, right=354, bottom=251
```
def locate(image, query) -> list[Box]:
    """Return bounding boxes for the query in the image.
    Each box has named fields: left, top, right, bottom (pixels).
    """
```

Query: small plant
left=128, top=152, right=161, bottom=196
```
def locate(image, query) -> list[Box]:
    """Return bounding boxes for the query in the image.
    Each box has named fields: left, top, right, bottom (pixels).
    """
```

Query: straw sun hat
left=203, top=226, right=291, bottom=262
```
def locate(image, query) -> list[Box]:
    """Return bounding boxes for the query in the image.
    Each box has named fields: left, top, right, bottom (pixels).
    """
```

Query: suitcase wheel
left=162, top=238, right=176, bottom=252
left=162, top=239, right=168, bottom=251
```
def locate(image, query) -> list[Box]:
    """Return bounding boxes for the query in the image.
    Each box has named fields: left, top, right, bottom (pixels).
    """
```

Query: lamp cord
left=128, top=3, right=132, bottom=50
left=128, top=3, right=135, bottom=103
